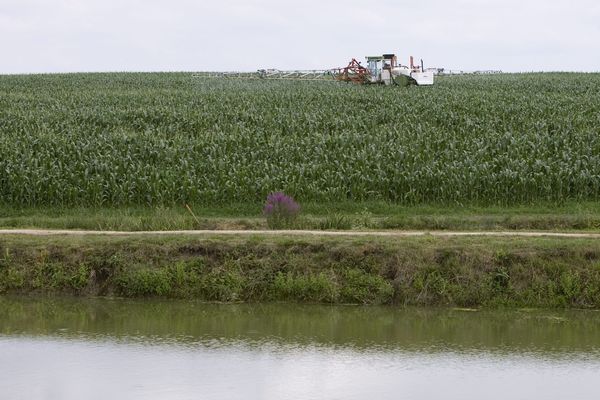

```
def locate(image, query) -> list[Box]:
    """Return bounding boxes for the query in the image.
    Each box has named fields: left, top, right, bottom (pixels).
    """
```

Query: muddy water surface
left=1, top=297, right=599, bottom=400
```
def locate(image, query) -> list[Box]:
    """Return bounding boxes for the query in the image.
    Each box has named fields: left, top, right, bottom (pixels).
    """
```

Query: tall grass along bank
left=1, top=234, right=599, bottom=308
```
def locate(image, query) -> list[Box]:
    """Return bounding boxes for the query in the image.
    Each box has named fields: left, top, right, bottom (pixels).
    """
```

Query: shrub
left=263, top=192, right=300, bottom=228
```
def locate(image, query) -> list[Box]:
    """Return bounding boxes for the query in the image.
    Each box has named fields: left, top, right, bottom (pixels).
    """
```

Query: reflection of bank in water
left=1, top=297, right=599, bottom=355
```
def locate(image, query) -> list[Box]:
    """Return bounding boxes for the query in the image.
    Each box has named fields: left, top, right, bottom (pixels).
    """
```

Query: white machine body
left=366, top=54, right=434, bottom=86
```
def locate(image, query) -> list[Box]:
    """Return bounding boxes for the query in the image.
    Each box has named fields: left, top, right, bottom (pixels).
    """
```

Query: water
left=1, top=297, right=599, bottom=400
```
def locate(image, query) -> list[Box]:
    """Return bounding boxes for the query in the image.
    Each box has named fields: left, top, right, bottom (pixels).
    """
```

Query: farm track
left=1, top=229, right=600, bottom=238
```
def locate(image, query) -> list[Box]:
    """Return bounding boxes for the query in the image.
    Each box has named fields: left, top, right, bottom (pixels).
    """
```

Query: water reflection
left=1, top=297, right=600, bottom=400
left=1, top=296, right=599, bottom=355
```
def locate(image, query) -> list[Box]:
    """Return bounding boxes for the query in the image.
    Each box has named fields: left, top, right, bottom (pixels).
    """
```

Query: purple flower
left=263, top=192, right=300, bottom=221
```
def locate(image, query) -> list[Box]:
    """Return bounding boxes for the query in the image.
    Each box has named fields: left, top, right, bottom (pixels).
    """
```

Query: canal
left=1, top=297, right=599, bottom=399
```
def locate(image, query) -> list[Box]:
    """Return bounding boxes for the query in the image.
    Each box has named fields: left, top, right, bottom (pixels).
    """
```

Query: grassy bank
left=2, top=202, right=600, bottom=231
left=1, top=234, right=599, bottom=308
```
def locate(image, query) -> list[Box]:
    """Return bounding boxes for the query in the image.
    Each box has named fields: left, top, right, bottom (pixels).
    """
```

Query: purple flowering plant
left=263, top=192, right=300, bottom=228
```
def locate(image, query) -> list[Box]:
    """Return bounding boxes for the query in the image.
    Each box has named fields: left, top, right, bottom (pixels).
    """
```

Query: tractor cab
left=366, top=54, right=408, bottom=85
left=365, top=53, right=434, bottom=86
left=366, top=56, right=383, bottom=83
left=366, top=56, right=390, bottom=84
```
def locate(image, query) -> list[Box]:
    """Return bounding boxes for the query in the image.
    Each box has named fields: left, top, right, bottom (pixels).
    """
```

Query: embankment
left=1, top=233, right=599, bottom=308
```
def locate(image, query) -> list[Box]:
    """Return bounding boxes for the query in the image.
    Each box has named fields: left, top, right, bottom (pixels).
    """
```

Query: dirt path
left=1, top=229, right=599, bottom=238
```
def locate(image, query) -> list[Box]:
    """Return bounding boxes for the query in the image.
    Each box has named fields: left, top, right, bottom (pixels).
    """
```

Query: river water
left=1, top=297, right=599, bottom=400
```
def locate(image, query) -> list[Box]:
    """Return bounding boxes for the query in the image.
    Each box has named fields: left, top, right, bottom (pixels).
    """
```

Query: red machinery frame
left=333, top=58, right=370, bottom=83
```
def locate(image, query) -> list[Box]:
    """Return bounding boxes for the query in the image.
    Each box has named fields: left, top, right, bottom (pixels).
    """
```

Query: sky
left=0, top=0, right=599, bottom=74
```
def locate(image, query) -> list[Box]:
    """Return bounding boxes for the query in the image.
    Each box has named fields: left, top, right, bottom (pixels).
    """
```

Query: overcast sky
left=1, top=0, right=599, bottom=74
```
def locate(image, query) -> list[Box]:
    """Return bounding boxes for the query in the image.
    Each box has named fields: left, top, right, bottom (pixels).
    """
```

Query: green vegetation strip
left=1, top=234, right=599, bottom=308
left=3, top=203, right=600, bottom=231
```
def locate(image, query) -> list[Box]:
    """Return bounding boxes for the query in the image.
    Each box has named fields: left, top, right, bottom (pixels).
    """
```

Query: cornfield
left=0, top=72, right=599, bottom=206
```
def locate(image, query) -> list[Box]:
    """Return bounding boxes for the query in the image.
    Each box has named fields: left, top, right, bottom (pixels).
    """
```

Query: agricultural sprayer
left=193, top=53, right=434, bottom=87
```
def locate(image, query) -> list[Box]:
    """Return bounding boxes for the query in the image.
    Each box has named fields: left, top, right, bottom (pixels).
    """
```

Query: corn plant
left=0, top=72, right=599, bottom=207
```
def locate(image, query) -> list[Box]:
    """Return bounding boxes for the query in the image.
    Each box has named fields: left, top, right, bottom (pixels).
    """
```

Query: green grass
left=3, top=73, right=599, bottom=308
left=2, top=202, right=600, bottom=231
left=1, top=233, right=600, bottom=307
left=1, top=72, right=600, bottom=207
